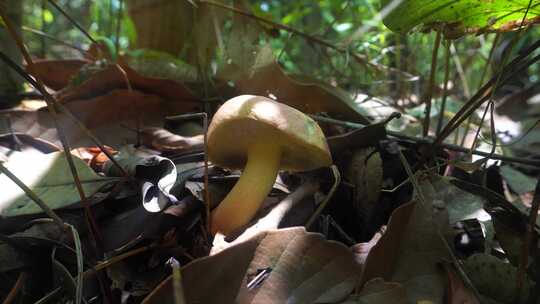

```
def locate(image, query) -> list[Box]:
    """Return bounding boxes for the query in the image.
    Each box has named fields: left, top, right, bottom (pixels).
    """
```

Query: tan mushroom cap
left=208, top=95, right=332, bottom=171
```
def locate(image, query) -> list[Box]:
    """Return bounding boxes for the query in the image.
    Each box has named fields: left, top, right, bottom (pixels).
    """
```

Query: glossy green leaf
left=381, top=0, right=540, bottom=38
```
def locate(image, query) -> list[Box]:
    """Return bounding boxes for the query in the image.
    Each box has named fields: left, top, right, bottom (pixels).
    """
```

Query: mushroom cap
left=208, top=95, right=332, bottom=171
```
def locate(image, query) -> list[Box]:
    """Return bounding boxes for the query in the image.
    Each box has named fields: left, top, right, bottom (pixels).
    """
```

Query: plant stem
left=422, top=31, right=442, bottom=137
left=436, top=40, right=451, bottom=136
left=435, top=39, right=540, bottom=145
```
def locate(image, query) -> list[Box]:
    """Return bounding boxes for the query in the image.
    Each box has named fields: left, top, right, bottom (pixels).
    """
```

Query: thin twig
left=2, top=272, right=27, bottom=304
left=0, top=51, right=129, bottom=177
left=21, top=25, right=85, bottom=53
left=305, top=165, right=341, bottom=229
left=0, top=9, right=104, bottom=253
left=435, top=47, right=540, bottom=146
left=46, top=0, right=97, bottom=44
left=478, top=33, right=500, bottom=91
left=450, top=42, right=471, bottom=99
left=422, top=31, right=442, bottom=137
left=436, top=40, right=451, bottom=136
left=436, top=4, right=538, bottom=146
left=311, top=114, right=540, bottom=168
left=33, top=287, right=63, bottom=304
left=199, top=0, right=414, bottom=79
left=84, top=245, right=153, bottom=276
left=459, top=33, right=500, bottom=147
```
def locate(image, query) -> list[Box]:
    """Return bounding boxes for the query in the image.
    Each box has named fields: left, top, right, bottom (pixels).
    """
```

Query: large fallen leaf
left=56, top=62, right=200, bottom=103
left=341, top=278, right=408, bottom=304
left=431, top=176, right=490, bottom=224
left=0, top=151, right=116, bottom=217
left=441, top=261, right=480, bottom=304
left=354, top=201, right=415, bottom=284
left=355, top=175, right=453, bottom=303
left=0, top=89, right=197, bottom=148
left=463, top=253, right=533, bottom=303
left=221, top=46, right=370, bottom=124
left=26, top=59, right=89, bottom=90
left=143, top=227, right=361, bottom=304
left=211, top=179, right=320, bottom=254
left=382, top=0, right=540, bottom=38
left=389, top=177, right=452, bottom=303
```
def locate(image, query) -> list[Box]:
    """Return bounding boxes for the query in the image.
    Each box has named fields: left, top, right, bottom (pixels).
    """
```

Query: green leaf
left=43, top=9, right=54, bottom=24
left=0, top=151, right=116, bottom=217
left=381, top=0, right=540, bottom=38
left=499, top=165, right=537, bottom=195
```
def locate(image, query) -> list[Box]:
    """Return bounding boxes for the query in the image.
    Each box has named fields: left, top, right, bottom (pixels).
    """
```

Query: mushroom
left=208, top=95, right=332, bottom=235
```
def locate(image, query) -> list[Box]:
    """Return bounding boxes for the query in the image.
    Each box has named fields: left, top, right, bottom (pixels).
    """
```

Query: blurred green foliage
left=17, top=0, right=540, bottom=102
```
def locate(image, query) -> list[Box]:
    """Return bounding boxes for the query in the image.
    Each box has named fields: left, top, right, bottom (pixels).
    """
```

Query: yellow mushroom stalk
left=207, top=95, right=332, bottom=236
left=211, top=142, right=280, bottom=235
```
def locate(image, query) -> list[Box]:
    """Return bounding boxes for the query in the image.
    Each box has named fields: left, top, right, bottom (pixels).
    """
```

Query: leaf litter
left=1, top=3, right=540, bottom=304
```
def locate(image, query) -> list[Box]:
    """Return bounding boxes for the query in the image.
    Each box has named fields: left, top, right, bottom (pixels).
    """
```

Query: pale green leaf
left=0, top=151, right=116, bottom=217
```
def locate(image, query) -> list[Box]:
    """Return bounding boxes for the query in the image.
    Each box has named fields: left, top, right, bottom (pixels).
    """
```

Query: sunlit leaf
left=381, top=0, right=540, bottom=38
left=0, top=151, right=116, bottom=217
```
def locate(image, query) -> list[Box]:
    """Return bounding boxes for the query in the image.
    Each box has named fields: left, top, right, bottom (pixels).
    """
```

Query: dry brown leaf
left=355, top=201, right=415, bottom=284
left=26, top=59, right=89, bottom=90
left=60, top=89, right=186, bottom=129
left=71, top=145, right=117, bottom=172
left=143, top=227, right=361, bottom=304
left=441, top=261, right=479, bottom=304
left=389, top=178, right=452, bottom=304
left=341, top=278, right=408, bottom=304
left=56, top=62, right=200, bottom=104
left=141, top=127, right=203, bottom=153
left=234, top=61, right=370, bottom=124
left=1, top=89, right=195, bottom=148
left=353, top=175, right=454, bottom=303
left=220, top=45, right=369, bottom=124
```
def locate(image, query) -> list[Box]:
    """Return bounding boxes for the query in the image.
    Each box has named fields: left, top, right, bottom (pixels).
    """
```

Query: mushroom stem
left=211, top=141, right=281, bottom=235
